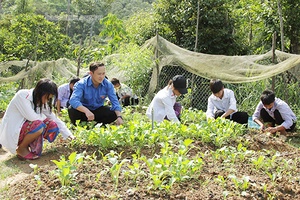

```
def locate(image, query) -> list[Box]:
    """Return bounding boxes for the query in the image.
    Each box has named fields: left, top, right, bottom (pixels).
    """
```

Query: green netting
left=0, top=58, right=88, bottom=88
left=144, top=35, right=300, bottom=94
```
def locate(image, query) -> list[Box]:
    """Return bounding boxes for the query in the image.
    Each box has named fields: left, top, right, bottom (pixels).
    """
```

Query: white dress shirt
left=0, top=89, right=73, bottom=154
left=146, top=86, right=180, bottom=123
left=206, top=88, right=237, bottom=118
left=252, top=97, right=297, bottom=129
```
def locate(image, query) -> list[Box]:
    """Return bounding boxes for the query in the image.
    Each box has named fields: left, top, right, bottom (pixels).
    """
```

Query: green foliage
left=0, top=14, right=71, bottom=61
left=0, top=83, right=18, bottom=112
left=51, top=152, right=84, bottom=186
left=14, top=0, right=35, bottom=15
left=108, top=42, right=153, bottom=96
left=125, top=10, right=157, bottom=45
left=110, top=0, right=153, bottom=19
left=99, top=13, right=128, bottom=54
left=154, top=0, right=242, bottom=55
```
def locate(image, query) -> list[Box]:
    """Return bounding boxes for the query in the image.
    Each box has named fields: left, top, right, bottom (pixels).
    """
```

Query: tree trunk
left=277, top=0, right=284, bottom=52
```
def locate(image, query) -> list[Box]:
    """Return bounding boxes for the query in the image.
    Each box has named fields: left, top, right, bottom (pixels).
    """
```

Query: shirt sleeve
left=57, top=85, right=64, bottom=101
left=13, top=92, right=47, bottom=122
left=206, top=96, right=215, bottom=118
left=228, top=90, right=237, bottom=111
left=252, top=102, right=263, bottom=120
left=69, top=81, right=83, bottom=109
left=122, top=85, right=133, bottom=96
left=277, top=102, right=295, bottom=129
left=44, top=111, right=73, bottom=139
left=162, top=96, right=179, bottom=123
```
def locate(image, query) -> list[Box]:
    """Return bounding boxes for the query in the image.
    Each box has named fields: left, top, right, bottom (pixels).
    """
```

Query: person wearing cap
left=206, top=79, right=248, bottom=125
left=146, top=75, right=188, bottom=123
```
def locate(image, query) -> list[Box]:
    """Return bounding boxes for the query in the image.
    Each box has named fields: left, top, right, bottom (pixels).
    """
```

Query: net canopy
left=1, top=35, right=300, bottom=94
left=144, top=35, right=300, bottom=93
left=0, top=58, right=88, bottom=87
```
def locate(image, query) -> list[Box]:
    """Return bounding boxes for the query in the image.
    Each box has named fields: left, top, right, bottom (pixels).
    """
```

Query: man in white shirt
left=206, top=79, right=248, bottom=125
left=252, top=89, right=296, bottom=135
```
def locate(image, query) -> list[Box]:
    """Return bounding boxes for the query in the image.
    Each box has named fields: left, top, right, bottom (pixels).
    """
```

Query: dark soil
left=1, top=131, right=300, bottom=200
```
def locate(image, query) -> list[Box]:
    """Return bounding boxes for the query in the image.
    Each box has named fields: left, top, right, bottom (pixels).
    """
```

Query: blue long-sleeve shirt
left=69, top=76, right=121, bottom=111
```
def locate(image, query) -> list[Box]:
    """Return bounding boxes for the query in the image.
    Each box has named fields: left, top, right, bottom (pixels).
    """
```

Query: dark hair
left=70, top=77, right=80, bottom=84
left=209, top=79, right=224, bottom=94
left=111, top=78, right=120, bottom=85
left=89, top=62, right=105, bottom=73
left=260, top=90, right=275, bottom=105
left=32, top=78, right=58, bottom=113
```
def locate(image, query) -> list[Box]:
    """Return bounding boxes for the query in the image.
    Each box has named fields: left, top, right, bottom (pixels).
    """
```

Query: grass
left=0, top=160, right=21, bottom=180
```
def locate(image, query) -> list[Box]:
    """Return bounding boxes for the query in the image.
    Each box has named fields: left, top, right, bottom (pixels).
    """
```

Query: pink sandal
left=17, top=152, right=39, bottom=160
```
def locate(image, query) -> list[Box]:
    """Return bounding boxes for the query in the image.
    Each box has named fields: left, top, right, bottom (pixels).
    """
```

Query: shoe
left=17, top=152, right=39, bottom=160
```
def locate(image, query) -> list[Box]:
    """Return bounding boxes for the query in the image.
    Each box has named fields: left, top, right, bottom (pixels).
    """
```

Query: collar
left=166, top=87, right=176, bottom=98
left=87, top=76, right=105, bottom=87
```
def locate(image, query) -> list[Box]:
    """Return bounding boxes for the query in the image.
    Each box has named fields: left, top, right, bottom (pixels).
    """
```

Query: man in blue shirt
left=68, top=62, right=123, bottom=125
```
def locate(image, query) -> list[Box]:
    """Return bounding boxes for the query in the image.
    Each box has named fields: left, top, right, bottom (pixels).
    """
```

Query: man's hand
left=116, top=117, right=123, bottom=125
left=85, top=110, right=95, bottom=121
left=265, top=127, right=277, bottom=134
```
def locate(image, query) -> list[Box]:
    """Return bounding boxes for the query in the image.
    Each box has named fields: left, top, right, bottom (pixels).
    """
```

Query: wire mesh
left=153, top=66, right=300, bottom=116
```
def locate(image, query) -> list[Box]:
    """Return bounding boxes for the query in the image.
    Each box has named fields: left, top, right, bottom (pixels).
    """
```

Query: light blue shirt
left=57, top=83, right=70, bottom=108
left=252, top=97, right=296, bottom=129
left=69, top=76, right=121, bottom=111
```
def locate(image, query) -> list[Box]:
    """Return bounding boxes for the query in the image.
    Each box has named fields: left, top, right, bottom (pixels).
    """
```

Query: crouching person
left=252, top=89, right=297, bottom=135
left=0, top=79, right=74, bottom=160
left=206, top=79, right=249, bottom=126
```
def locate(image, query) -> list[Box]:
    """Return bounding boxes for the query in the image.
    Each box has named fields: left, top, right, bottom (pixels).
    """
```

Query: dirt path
left=0, top=143, right=65, bottom=195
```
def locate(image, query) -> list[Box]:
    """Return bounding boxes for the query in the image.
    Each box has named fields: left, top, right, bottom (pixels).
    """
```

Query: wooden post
left=155, top=31, right=159, bottom=92
left=77, top=38, right=82, bottom=77
left=190, top=0, right=200, bottom=108
left=271, top=32, right=276, bottom=91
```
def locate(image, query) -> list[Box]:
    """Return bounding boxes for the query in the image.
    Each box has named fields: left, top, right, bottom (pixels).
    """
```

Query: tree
left=282, top=0, right=300, bottom=53
left=99, top=13, right=128, bottom=54
left=0, top=14, right=71, bottom=61
left=125, top=10, right=156, bottom=45
left=154, top=0, right=241, bottom=55
left=110, top=0, right=152, bottom=19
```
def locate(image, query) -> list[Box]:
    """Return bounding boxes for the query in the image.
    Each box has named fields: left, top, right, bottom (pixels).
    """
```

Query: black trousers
left=68, top=106, right=117, bottom=125
left=215, top=110, right=249, bottom=125
left=123, top=97, right=139, bottom=107
left=260, top=108, right=296, bottom=132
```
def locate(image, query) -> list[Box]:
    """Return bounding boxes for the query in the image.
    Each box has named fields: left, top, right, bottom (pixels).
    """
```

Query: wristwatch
left=117, top=116, right=123, bottom=120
